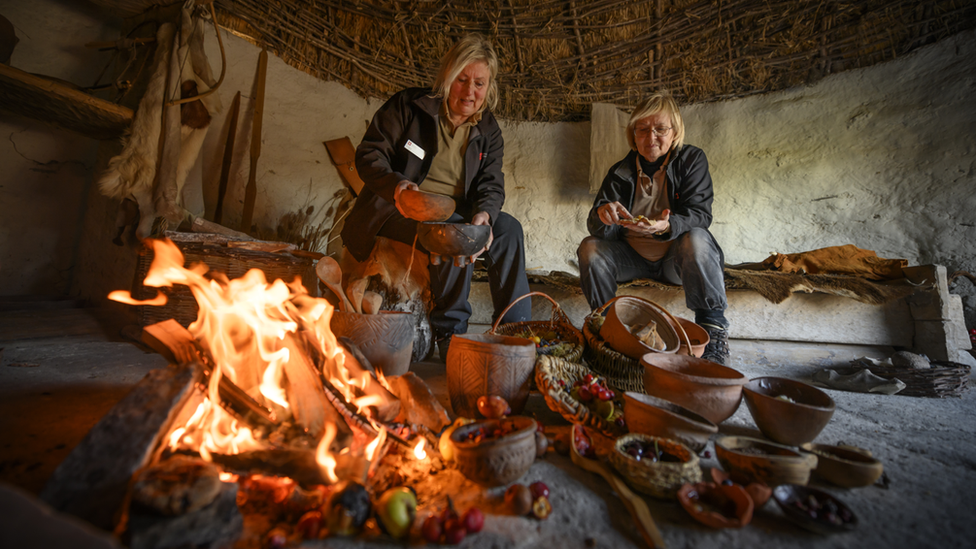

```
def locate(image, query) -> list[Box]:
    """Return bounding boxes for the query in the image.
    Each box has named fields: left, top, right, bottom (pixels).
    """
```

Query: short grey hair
left=626, top=91, right=685, bottom=152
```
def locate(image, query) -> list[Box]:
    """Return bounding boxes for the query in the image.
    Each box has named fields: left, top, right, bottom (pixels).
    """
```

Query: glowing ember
left=110, top=238, right=397, bottom=481
left=413, top=438, right=427, bottom=460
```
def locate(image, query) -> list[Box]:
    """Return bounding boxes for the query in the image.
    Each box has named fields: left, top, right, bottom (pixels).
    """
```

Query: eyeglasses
left=634, top=126, right=673, bottom=138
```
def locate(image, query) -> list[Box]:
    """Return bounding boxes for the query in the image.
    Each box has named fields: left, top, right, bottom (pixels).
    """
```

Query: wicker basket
left=534, top=355, right=623, bottom=437
left=862, top=361, right=971, bottom=398
left=132, top=232, right=317, bottom=327
left=608, top=433, right=702, bottom=500
left=489, top=291, right=584, bottom=363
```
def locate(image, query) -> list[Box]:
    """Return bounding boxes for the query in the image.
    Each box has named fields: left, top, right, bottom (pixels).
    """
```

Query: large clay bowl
left=743, top=377, right=835, bottom=446
left=398, top=188, right=456, bottom=222
left=330, top=310, right=414, bottom=376
left=450, top=416, right=537, bottom=487
left=715, top=436, right=818, bottom=487
left=641, top=353, right=749, bottom=424
left=446, top=333, right=537, bottom=418
left=417, top=222, right=490, bottom=258
left=800, top=443, right=884, bottom=488
left=602, top=296, right=680, bottom=359
left=772, top=484, right=858, bottom=534
left=623, top=392, right=718, bottom=452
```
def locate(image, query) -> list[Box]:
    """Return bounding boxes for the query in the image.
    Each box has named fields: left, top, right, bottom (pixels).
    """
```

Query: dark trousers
left=378, top=211, right=531, bottom=337
left=577, top=227, right=728, bottom=327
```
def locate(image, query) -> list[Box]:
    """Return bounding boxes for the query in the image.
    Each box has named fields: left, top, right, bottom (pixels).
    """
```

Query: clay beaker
left=445, top=333, right=537, bottom=418
left=330, top=311, right=414, bottom=376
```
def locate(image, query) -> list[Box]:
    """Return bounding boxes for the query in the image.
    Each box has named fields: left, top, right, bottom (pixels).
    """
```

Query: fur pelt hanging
left=98, top=3, right=221, bottom=241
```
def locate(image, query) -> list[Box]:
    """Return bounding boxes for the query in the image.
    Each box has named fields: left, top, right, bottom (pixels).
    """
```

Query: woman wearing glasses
left=577, top=91, right=731, bottom=365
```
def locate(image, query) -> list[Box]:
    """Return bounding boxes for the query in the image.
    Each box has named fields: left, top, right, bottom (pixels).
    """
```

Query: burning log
left=280, top=332, right=332, bottom=438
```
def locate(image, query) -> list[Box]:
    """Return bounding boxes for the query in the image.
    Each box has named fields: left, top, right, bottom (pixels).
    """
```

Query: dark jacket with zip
left=586, top=145, right=715, bottom=243
left=343, top=87, right=506, bottom=262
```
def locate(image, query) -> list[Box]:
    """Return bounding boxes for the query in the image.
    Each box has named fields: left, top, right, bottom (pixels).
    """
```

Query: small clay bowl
left=715, top=436, right=818, bottom=487
left=609, top=433, right=702, bottom=499
left=675, top=317, right=709, bottom=358
left=800, top=443, right=884, bottom=488
left=710, top=468, right=772, bottom=507
left=678, top=482, right=754, bottom=528
left=641, top=354, right=749, bottom=424
left=417, top=222, right=490, bottom=259
left=450, top=416, right=537, bottom=487
left=743, top=377, right=835, bottom=446
left=772, top=484, right=858, bottom=535
left=398, top=188, right=456, bottom=222
left=623, top=392, right=718, bottom=452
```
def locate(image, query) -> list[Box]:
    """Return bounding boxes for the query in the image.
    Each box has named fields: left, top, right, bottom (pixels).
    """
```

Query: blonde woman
left=578, top=91, right=730, bottom=365
left=343, top=34, right=530, bottom=361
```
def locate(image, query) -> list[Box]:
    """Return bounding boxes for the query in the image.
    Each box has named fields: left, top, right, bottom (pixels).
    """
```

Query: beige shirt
left=418, top=104, right=480, bottom=198
left=624, top=155, right=672, bottom=261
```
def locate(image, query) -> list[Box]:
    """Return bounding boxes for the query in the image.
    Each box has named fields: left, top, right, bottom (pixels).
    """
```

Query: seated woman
left=577, top=91, right=730, bottom=365
left=341, top=34, right=530, bottom=361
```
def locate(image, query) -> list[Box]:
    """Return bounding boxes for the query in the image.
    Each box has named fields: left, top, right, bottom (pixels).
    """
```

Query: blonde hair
left=432, top=34, right=499, bottom=114
left=626, top=91, right=685, bottom=151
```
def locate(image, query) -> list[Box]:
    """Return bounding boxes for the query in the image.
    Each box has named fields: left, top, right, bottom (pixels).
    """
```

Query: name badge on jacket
left=404, top=140, right=425, bottom=160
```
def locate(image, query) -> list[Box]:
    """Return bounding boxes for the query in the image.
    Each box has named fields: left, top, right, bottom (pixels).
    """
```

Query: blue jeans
left=577, top=227, right=728, bottom=325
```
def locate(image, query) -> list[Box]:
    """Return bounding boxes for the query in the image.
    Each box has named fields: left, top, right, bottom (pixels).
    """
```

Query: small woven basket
left=863, top=361, right=971, bottom=398
left=534, top=355, right=622, bottom=437
left=608, top=433, right=702, bottom=500
left=489, top=292, right=584, bottom=363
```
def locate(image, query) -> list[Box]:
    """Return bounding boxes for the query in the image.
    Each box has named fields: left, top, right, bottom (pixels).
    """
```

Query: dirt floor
left=2, top=301, right=975, bottom=549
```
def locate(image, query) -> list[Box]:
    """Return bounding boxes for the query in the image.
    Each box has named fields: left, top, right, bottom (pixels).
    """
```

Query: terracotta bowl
left=678, top=482, right=754, bottom=528
left=450, top=416, right=537, bottom=487
left=446, top=333, right=537, bottom=418
left=772, top=484, right=858, bottom=534
left=710, top=467, right=772, bottom=507
left=609, top=433, right=702, bottom=499
left=417, top=222, right=490, bottom=264
left=622, top=392, right=718, bottom=452
left=398, top=188, right=456, bottom=222
left=330, top=310, right=415, bottom=376
left=641, top=353, right=749, bottom=424
left=800, top=443, right=884, bottom=488
left=675, top=317, right=709, bottom=358
left=742, top=377, right=835, bottom=446
left=715, top=436, right=818, bottom=487
left=602, top=296, right=680, bottom=359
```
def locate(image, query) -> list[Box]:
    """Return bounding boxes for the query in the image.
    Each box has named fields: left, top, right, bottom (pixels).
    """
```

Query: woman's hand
left=625, top=209, right=671, bottom=236
left=598, top=201, right=633, bottom=226
left=470, top=211, right=493, bottom=260
left=393, top=180, right=420, bottom=218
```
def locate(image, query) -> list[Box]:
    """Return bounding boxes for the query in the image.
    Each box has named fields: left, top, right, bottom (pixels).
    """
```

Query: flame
left=111, top=238, right=397, bottom=477
left=366, top=429, right=386, bottom=461
left=413, top=438, right=427, bottom=460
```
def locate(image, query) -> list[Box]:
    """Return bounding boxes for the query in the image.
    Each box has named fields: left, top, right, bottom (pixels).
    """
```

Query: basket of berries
left=489, top=292, right=585, bottom=363
left=535, top=355, right=626, bottom=437
left=609, top=433, right=702, bottom=500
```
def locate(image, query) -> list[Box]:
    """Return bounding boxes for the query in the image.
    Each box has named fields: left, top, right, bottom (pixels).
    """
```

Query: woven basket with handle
left=534, top=355, right=623, bottom=437
left=583, top=296, right=692, bottom=393
left=489, top=291, right=585, bottom=363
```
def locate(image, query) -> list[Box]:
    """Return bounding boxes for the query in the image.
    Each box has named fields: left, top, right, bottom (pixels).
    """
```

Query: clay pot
left=622, top=392, right=718, bottom=453
left=678, top=482, right=754, bottom=529
left=715, top=436, right=818, bottom=487
left=446, top=333, right=537, bottom=418
left=398, top=189, right=456, bottom=222
left=641, top=353, right=749, bottom=424
left=674, top=318, right=709, bottom=358
left=330, top=311, right=414, bottom=376
left=742, top=377, right=835, bottom=446
left=800, top=443, right=884, bottom=488
left=602, top=296, right=681, bottom=359
left=450, top=416, right=538, bottom=487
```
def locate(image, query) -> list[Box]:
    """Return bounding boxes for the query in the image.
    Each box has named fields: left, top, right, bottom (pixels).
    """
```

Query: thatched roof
left=105, top=0, right=976, bottom=122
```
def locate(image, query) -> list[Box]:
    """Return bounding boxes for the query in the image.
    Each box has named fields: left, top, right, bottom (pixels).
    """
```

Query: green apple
left=376, top=486, right=418, bottom=539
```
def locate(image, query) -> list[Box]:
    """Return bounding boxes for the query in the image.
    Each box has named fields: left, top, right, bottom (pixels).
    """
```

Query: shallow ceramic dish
left=772, top=484, right=858, bottom=535
left=417, top=222, right=490, bottom=264
left=641, top=354, right=749, bottom=424
left=715, top=436, right=818, bottom=487
left=678, top=482, right=754, bottom=528
left=623, top=392, right=718, bottom=452
left=609, top=433, right=702, bottom=499
left=450, top=416, right=537, bottom=487
left=710, top=468, right=772, bottom=507
left=743, top=376, right=835, bottom=446
left=602, top=296, right=681, bottom=359
left=800, top=443, right=884, bottom=488
left=398, top=188, right=456, bottom=221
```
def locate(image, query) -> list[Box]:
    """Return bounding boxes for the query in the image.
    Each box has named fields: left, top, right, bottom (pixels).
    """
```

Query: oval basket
left=862, top=361, right=971, bottom=398
left=583, top=297, right=693, bottom=393
left=489, top=292, right=584, bottom=363
left=609, top=433, right=702, bottom=499
left=534, top=355, right=622, bottom=437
